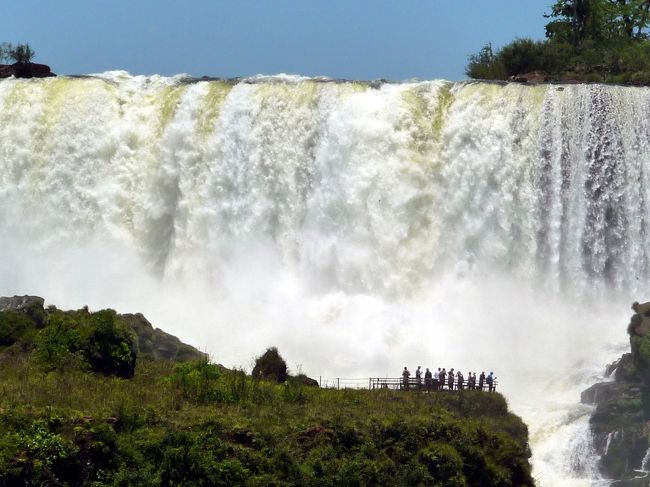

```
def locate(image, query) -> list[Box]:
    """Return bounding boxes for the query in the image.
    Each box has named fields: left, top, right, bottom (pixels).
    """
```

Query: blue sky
left=6, top=1, right=553, bottom=80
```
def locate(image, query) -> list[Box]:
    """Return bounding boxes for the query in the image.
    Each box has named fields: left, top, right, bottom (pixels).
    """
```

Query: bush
left=33, top=309, right=137, bottom=378
left=0, top=311, right=36, bottom=347
left=466, top=43, right=507, bottom=80
left=498, top=38, right=546, bottom=76
left=170, top=358, right=224, bottom=404
left=252, top=347, right=288, bottom=383
left=419, top=443, right=466, bottom=485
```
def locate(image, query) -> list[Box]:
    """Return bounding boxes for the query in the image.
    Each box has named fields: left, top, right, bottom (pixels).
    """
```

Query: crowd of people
left=401, top=366, right=497, bottom=392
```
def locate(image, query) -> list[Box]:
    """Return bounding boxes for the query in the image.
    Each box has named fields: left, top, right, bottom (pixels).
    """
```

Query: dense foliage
left=1, top=306, right=136, bottom=378
left=467, top=0, right=650, bottom=83
left=0, top=303, right=533, bottom=486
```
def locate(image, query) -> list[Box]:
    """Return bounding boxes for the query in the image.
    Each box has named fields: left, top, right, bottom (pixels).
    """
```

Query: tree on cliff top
left=0, top=43, right=12, bottom=63
left=8, top=44, right=36, bottom=63
left=467, top=0, right=650, bottom=82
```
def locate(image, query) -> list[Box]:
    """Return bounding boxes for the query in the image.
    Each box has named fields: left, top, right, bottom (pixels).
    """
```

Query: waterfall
left=0, top=72, right=646, bottom=484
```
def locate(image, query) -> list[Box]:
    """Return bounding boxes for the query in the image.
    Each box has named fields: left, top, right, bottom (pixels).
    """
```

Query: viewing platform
left=316, top=377, right=498, bottom=392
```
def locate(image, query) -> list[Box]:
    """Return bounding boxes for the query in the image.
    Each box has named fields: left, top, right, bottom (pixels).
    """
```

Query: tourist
left=424, top=367, right=432, bottom=390
left=402, top=366, right=411, bottom=390
left=448, top=368, right=454, bottom=391
left=433, top=368, right=440, bottom=390
left=487, top=371, right=495, bottom=392
left=440, top=368, right=446, bottom=389
left=479, top=371, right=485, bottom=391
left=415, top=366, right=422, bottom=389
left=457, top=370, right=464, bottom=390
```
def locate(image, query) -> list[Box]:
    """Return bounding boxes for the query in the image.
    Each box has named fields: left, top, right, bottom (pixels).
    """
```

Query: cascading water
left=0, top=72, right=647, bottom=485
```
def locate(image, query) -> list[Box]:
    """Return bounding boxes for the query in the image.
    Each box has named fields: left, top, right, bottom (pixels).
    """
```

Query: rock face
left=0, top=62, right=56, bottom=78
left=0, top=295, right=205, bottom=363
left=0, top=295, right=45, bottom=312
left=509, top=70, right=548, bottom=83
left=582, top=302, right=650, bottom=483
left=120, top=312, right=206, bottom=362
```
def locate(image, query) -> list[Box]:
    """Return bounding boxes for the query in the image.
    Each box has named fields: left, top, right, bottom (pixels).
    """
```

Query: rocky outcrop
left=582, top=302, right=650, bottom=483
left=0, top=62, right=55, bottom=78
left=0, top=295, right=45, bottom=312
left=0, top=295, right=205, bottom=363
left=120, top=312, right=206, bottom=362
left=509, top=70, right=548, bottom=83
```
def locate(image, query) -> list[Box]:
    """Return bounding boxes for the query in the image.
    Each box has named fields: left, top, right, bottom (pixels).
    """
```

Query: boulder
left=294, top=374, right=320, bottom=387
left=510, top=71, right=548, bottom=83
left=0, top=62, right=56, bottom=79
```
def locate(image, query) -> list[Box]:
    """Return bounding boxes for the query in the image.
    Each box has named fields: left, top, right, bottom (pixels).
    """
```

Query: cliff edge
left=581, top=301, right=650, bottom=485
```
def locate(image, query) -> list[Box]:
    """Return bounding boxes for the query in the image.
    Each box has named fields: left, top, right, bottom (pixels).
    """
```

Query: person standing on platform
left=479, top=371, right=485, bottom=391
left=415, top=366, right=422, bottom=390
left=424, top=368, right=432, bottom=390
left=487, top=372, right=495, bottom=392
left=448, top=368, right=454, bottom=391
left=402, top=366, right=411, bottom=390
left=433, top=368, right=440, bottom=390
left=440, top=368, right=446, bottom=389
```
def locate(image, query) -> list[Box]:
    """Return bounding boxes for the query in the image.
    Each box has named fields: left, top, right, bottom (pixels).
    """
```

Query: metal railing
left=317, top=376, right=498, bottom=392
left=369, top=377, right=498, bottom=392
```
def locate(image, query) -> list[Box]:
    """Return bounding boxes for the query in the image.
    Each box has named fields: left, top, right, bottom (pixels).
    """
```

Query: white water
left=1, top=72, right=648, bottom=484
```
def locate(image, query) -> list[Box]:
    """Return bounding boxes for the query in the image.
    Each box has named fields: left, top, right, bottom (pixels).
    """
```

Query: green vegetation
left=0, top=42, right=36, bottom=64
left=467, top=0, right=650, bottom=84
left=0, top=302, right=533, bottom=486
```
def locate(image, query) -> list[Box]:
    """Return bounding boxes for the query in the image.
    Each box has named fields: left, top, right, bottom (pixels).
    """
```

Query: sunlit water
left=2, top=72, right=649, bottom=485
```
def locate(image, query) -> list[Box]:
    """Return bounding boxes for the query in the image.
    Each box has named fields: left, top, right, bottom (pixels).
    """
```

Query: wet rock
left=509, top=71, right=548, bottom=83
left=583, top=301, right=650, bottom=482
left=0, top=62, right=56, bottom=78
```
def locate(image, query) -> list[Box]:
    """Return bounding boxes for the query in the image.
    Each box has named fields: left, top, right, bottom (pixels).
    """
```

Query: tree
left=8, top=43, right=35, bottom=63
left=545, top=0, right=650, bottom=46
left=465, top=43, right=506, bottom=79
left=0, top=42, right=12, bottom=63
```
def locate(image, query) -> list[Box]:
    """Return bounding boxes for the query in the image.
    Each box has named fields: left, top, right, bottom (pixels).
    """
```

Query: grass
left=0, top=304, right=533, bottom=486
left=0, top=354, right=533, bottom=486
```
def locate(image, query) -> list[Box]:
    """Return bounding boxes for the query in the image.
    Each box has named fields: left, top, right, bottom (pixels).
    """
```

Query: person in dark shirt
left=424, top=368, right=432, bottom=390
left=479, top=371, right=485, bottom=391
left=402, top=366, right=411, bottom=390
left=448, top=368, right=454, bottom=391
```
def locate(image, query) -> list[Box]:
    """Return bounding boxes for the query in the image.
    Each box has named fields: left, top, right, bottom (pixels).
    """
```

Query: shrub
left=466, top=43, right=507, bottom=80
left=418, top=443, right=466, bottom=486
left=170, top=358, right=224, bottom=404
left=252, top=347, right=288, bottom=383
left=0, top=311, right=36, bottom=347
left=83, top=310, right=137, bottom=378
left=498, top=38, right=546, bottom=76
left=33, top=309, right=137, bottom=378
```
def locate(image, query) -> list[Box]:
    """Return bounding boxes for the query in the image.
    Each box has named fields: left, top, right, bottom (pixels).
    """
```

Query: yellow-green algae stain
left=195, top=81, right=232, bottom=140
left=157, top=85, right=187, bottom=135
